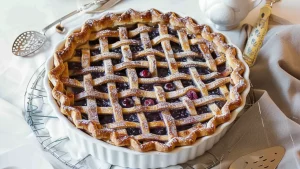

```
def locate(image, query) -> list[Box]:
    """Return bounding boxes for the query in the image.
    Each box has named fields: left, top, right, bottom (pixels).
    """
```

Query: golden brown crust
left=48, top=9, right=247, bottom=152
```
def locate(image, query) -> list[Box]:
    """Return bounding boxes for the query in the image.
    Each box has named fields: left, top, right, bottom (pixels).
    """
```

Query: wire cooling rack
left=24, top=63, right=93, bottom=169
left=23, top=63, right=256, bottom=169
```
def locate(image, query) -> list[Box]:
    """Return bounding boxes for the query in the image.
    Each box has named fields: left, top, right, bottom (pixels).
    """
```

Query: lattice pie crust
left=48, top=9, right=247, bottom=152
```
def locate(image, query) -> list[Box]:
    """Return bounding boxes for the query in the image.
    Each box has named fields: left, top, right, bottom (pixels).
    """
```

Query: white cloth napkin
left=0, top=98, right=33, bottom=153
left=0, top=98, right=54, bottom=169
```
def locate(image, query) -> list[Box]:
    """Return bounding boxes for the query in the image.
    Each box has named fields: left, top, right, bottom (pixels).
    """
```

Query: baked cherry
left=121, top=98, right=134, bottom=108
left=186, top=90, right=198, bottom=100
left=143, top=99, right=155, bottom=106
left=139, top=69, right=151, bottom=78
left=164, top=83, right=176, bottom=91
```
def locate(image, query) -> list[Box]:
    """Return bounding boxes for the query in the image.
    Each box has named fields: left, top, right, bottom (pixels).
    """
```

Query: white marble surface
left=0, top=0, right=298, bottom=168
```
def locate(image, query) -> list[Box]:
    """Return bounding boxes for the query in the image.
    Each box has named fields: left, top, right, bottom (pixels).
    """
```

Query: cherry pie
left=48, top=9, right=247, bottom=152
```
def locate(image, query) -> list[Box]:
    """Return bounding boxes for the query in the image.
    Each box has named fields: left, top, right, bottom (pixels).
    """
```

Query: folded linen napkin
left=0, top=98, right=32, bottom=153
left=249, top=25, right=300, bottom=123
left=0, top=98, right=54, bottom=169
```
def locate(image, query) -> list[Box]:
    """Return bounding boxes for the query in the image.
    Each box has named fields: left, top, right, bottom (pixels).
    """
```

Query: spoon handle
left=243, top=4, right=271, bottom=67
left=41, top=1, right=105, bottom=34
left=242, top=0, right=280, bottom=67
left=41, top=10, right=80, bottom=34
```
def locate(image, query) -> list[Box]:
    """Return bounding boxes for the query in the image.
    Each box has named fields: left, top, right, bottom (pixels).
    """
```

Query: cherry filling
left=126, top=128, right=142, bottom=136
left=152, top=45, right=164, bottom=53
left=130, top=45, right=144, bottom=53
left=176, top=57, right=187, bottom=62
left=177, top=124, right=194, bottom=131
left=71, top=87, right=84, bottom=95
left=211, top=51, right=218, bottom=59
left=170, top=41, right=183, bottom=53
left=134, top=56, right=148, bottom=61
left=68, top=62, right=82, bottom=70
left=90, top=61, right=104, bottom=66
left=75, top=49, right=82, bottom=56
left=168, top=27, right=178, bottom=38
left=217, top=63, right=226, bottom=73
left=98, top=115, right=114, bottom=124
left=181, top=80, right=194, bottom=87
left=124, top=113, right=139, bottom=122
left=116, top=83, right=129, bottom=92
left=81, top=113, right=88, bottom=120
left=107, top=37, right=119, bottom=44
left=111, top=59, right=122, bottom=65
left=144, top=112, right=162, bottom=122
left=89, top=39, right=99, bottom=46
left=186, top=90, right=199, bottom=100
left=170, top=109, right=190, bottom=120
left=196, top=67, right=212, bottom=75
left=190, top=45, right=201, bottom=53
left=150, top=127, right=167, bottom=135
left=96, top=99, right=110, bottom=107
left=70, top=75, right=83, bottom=81
left=139, top=84, right=154, bottom=91
left=193, top=56, right=206, bottom=62
left=120, top=97, right=134, bottom=108
left=164, top=83, right=176, bottom=91
left=202, top=79, right=215, bottom=84
left=114, top=69, right=126, bottom=76
left=139, top=69, right=151, bottom=78
left=167, top=98, right=181, bottom=103
left=148, top=28, right=160, bottom=40
left=90, top=49, right=101, bottom=56
left=94, top=84, right=108, bottom=93
left=91, top=72, right=104, bottom=79
left=178, top=68, right=189, bottom=74
left=74, top=99, right=87, bottom=106
left=131, top=34, right=141, bottom=41
left=196, top=105, right=210, bottom=114
left=157, top=68, right=170, bottom=77
left=110, top=47, right=122, bottom=54
left=155, top=56, right=167, bottom=62
left=142, top=98, right=156, bottom=106
left=208, top=88, right=221, bottom=95
left=215, top=101, right=226, bottom=109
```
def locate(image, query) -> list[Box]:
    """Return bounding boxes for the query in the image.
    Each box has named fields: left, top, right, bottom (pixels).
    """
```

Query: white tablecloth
left=0, top=0, right=299, bottom=168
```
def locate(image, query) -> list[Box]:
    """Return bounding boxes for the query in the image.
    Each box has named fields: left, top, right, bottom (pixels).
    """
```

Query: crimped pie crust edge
left=47, top=8, right=249, bottom=152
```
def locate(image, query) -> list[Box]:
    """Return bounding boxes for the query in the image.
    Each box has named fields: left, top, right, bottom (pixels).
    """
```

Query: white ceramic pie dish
left=44, top=9, right=250, bottom=169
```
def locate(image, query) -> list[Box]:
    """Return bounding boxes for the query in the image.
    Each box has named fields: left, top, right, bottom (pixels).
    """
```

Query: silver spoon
left=12, top=0, right=106, bottom=57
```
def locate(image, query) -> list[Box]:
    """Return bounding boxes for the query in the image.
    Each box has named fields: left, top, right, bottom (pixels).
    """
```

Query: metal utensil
left=242, top=0, right=281, bottom=67
left=12, top=0, right=106, bottom=57
left=86, top=0, right=121, bottom=14
left=229, top=146, right=285, bottom=169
